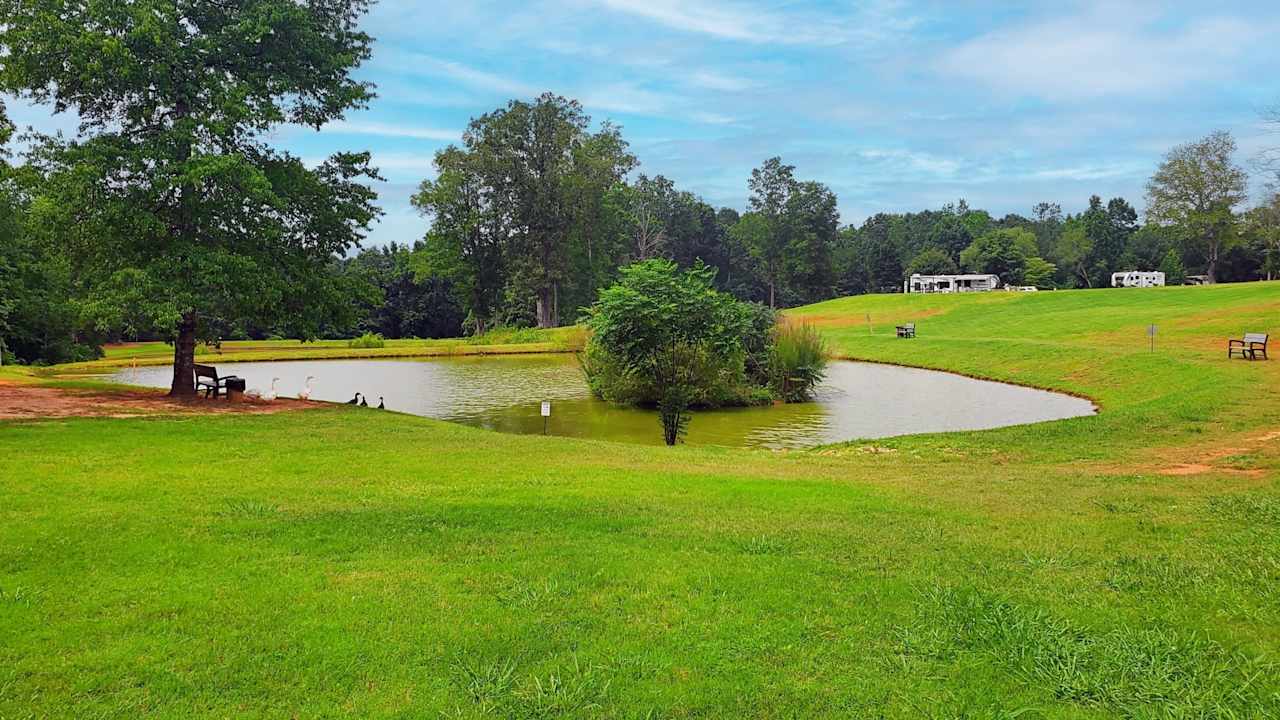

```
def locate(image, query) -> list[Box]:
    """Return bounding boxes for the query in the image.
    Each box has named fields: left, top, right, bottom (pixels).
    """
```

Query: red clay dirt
left=1154, top=430, right=1280, bottom=478
left=0, top=380, right=314, bottom=421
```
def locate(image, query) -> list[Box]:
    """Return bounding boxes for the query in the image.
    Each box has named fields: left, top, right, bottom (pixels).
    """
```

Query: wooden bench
left=194, top=363, right=234, bottom=398
left=896, top=323, right=916, bottom=338
left=1228, top=333, right=1269, bottom=361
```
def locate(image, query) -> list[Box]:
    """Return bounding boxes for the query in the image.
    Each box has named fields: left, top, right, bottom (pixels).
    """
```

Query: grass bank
left=2, top=282, right=1279, bottom=717
left=45, top=325, right=586, bottom=375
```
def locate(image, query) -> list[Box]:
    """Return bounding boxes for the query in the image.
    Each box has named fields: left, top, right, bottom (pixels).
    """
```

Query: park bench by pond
left=896, top=323, right=916, bottom=338
left=194, top=364, right=242, bottom=398
left=1228, top=333, right=1269, bottom=361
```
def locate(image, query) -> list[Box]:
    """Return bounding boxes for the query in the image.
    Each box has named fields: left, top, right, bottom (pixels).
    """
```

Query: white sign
left=540, top=401, right=551, bottom=417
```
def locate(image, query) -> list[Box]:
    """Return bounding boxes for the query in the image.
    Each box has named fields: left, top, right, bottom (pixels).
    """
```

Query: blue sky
left=7, top=0, right=1280, bottom=245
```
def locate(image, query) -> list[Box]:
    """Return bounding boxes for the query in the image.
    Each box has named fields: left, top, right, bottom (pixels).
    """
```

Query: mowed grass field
left=3, top=282, right=1279, bottom=718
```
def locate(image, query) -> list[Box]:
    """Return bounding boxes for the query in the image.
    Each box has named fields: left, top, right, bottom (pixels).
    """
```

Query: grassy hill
left=2, top=282, right=1279, bottom=717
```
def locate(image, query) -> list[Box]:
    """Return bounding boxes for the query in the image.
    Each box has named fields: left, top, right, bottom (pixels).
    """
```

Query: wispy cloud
left=688, top=70, right=755, bottom=92
left=324, top=120, right=459, bottom=141
left=378, top=50, right=540, bottom=97
left=1026, top=163, right=1148, bottom=182
left=372, top=152, right=440, bottom=175
left=592, top=0, right=917, bottom=47
left=857, top=148, right=963, bottom=178
left=578, top=83, right=675, bottom=116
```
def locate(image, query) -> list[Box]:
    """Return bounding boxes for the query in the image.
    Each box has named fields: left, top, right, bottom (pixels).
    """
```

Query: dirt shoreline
left=0, top=380, right=316, bottom=421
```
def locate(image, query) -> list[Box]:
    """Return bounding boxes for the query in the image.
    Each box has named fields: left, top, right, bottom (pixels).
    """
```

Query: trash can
left=224, top=376, right=245, bottom=401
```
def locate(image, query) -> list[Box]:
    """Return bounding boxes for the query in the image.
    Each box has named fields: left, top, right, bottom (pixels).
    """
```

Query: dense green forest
left=2, top=91, right=1279, bottom=366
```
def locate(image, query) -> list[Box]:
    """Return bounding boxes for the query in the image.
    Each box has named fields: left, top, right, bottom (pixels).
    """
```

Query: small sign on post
left=1147, top=324, right=1157, bottom=352
left=540, top=401, right=551, bottom=434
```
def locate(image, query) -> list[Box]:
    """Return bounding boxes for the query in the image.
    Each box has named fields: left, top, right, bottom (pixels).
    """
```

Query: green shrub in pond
left=582, top=260, right=766, bottom=445
left=769, top=321, right=828, bottom=402
left=347, top=332, right=386, bottom=349
left=583, top=260, right=812, bottom=445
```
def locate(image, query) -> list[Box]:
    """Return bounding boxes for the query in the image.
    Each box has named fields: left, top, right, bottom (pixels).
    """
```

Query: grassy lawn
left=2, top=282, right=1279, bottom=717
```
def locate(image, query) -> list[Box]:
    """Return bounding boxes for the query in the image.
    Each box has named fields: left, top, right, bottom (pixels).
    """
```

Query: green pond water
left=109, top=354, right=1094, bottom=448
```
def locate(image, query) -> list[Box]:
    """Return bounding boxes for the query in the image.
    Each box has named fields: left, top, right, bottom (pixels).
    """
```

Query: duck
left=377, top=396, right=385, bottom=410
left=359, top=394, right=369, bottom=407
left=346, top=393, right=361, bottom=405
left=298, top=376, right=316, bottom=401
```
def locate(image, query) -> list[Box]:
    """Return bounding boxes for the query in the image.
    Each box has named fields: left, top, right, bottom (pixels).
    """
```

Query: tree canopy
left=0, top=0, right=381, bottom=391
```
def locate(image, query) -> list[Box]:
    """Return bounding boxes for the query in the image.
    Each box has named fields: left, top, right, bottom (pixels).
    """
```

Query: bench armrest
left=1228, top=339, right=1246, bottom=346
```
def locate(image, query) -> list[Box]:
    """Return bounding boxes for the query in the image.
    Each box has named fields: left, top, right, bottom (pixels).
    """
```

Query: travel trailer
left=1111, top=271, right=1165, bottom=288
left=904, top=273, right=1001, bottom=294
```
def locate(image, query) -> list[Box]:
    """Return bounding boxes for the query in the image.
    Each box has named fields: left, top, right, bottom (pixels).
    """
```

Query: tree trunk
left=170, top=313, right=197, bottom=397
left=768, top=280, right=776, bottom=309
left=536, top=287, right=555, bottom=328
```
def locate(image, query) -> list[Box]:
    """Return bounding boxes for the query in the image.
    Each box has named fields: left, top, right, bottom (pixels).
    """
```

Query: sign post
left=1147, top=324, right=1157, bottom=353
left=540, top=401, right=551, bottom=435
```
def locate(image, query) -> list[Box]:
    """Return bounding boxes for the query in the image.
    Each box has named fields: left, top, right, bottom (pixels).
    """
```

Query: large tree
left=412, top=147, right=506, bottom=334
left=743, top=157, right=797, bottom=308
left=783, top=180, right=840, bottom=304
left=1056, top=223, right=1095, bottom=288
left=415, top=94, right=634, bottom=329
left=1145, top=131, right=1247, bottom=283
left=0, top=0, right=381, bottom=394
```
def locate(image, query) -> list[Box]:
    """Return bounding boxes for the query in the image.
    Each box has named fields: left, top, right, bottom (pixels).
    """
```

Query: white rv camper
left=904, top=273, right=1001, bottom=294
left=1111, top=271, right=1165, bottom=288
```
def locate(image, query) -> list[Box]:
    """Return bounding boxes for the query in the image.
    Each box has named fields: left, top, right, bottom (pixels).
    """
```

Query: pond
left=107, top=355, right=1094, bottom=448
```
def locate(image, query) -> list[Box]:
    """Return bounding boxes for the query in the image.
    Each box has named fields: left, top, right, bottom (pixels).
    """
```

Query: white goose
left=297, top=376, right=316, bottom=401
left=246, top=377, right=280, bottom=401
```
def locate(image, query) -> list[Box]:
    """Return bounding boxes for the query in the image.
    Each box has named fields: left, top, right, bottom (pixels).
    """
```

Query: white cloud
left=857, top=148, right=963, bottom=178
left=324, top=120, right=459, bottom=141
left=592, top=0, right=917, bottom=47
left=578, top=83, right=675, bottom=115
left=1026, top=163, right=1148, bottom=182
left=375, top=53, right=688, bottom=121
left=937, top=10, right=1272, bottom=102
left=689, top=111, right=737, bottom=126
left=687, top=70, right=755, bottom=92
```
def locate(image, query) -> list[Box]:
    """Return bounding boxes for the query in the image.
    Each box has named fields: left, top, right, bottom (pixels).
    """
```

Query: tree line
left=0, top=1, right=1278, bottom=391
left=409, top=96, right=1279, bottom=336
